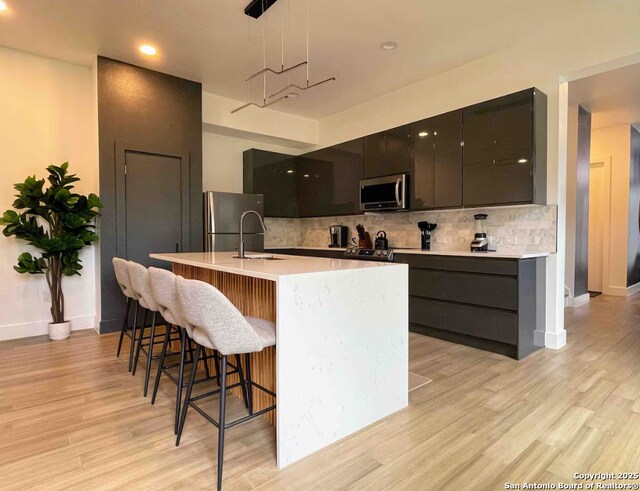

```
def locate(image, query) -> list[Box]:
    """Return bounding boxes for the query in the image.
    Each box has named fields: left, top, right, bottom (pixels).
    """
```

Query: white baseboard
left=603, top=282, right=640, bottom=297
left=0, top=315, right=96, bottom=342
left=545, top=330, right=567, bottom=350
left=566, top=293, right=590, bottom=308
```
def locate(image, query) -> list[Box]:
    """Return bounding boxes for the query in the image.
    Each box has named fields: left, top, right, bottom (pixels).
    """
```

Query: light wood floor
left=1, top=294, right=640, bottom=490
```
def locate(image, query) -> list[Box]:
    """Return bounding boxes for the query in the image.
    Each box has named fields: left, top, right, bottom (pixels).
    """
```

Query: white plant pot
left=48, top=321, right=71, bottom=341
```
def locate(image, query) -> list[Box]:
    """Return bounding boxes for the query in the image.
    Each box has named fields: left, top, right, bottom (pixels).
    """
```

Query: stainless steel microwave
left=359, top=174, right=409, bottom=211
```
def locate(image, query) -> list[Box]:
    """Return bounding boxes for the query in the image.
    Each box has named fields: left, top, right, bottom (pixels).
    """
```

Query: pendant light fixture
left=232, top=0, right=335, bottom=114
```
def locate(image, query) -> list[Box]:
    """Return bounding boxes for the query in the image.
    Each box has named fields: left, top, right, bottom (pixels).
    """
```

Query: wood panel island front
left=150, top=251, right=409, bottom=468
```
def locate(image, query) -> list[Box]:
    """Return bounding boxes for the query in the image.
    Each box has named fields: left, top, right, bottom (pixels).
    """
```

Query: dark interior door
left=116, top=144, right=190, bottom=269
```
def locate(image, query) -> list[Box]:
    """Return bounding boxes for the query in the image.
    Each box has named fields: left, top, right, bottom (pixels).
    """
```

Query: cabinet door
left=410, top=118, right=436, bottom=209
left=332, top=139, right=364, bottom=215
left=364, top=125, right=410, bottom=178
left=462, top=103, right=495, bottom=206
left=297, top=148, right=334, bottom=217
left=245, top=149, right=298, bottom=218
left=492, top=90, right=533, bottom=204
left=433, top=110, right=463, bottom=208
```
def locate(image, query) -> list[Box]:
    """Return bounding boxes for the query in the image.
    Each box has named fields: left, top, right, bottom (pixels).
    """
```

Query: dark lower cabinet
left=364, top=125, right=410, bottom=178
left=463, top=88, right=547, bottom=207
left=395, top=253, right=545, bottom=360
left=411, top=110, right=463, bottom=209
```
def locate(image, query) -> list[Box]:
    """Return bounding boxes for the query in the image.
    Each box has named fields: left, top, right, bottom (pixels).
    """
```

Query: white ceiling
left=0, top=0, right=599, bottom=119
left=569, top=62, right=640, bottom=131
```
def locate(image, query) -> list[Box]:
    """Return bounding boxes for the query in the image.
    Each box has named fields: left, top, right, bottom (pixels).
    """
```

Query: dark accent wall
left=574, top=105, right=591, bottom=297
left=628, top=126, right=640, bottom=286
left=98, top=57, right=202, bottom=332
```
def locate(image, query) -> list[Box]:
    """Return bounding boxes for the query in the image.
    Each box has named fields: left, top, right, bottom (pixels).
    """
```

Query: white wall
left=591, top=124, right=632, bottom=290
left=0, top=47, right=98, bottom=340
left=202, top=129, right=309, bottom=193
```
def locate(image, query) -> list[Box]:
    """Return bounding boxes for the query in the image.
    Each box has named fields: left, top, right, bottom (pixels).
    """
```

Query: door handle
left=395, top=178, right=401, bottom=206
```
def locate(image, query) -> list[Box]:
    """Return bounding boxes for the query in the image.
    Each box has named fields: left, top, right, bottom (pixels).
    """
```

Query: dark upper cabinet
left=363, top=125, right=410, bottom=178
left=463, top=88, right=547, bottom=207
left=297, top=147, right=334, bottom=217
left=243, top=149, right=298, bottom=218
left=410, top=110, right=463, bottom=209
left=298, top=139, right=363, bottom=217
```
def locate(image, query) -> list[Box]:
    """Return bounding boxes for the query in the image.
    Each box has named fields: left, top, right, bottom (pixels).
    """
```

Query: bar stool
left=148, top=267, right=195, bottom=432
left=112, top=257, right=140, bottom=372
left=175, top=276, right=276, bottom=491
left=128, top=261, right=172, bottom=396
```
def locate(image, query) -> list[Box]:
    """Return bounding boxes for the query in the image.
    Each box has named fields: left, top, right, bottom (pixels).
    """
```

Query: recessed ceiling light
left=303, top=174, right=310, bottom=178
left=518, top=158, right=528, bottom=163
left=286, top=92, right=299, bottom=98
left=0, top=1, right=8, bottom=12
left=418, top=131, right=429, bottom=137
left=139, top=44, right=157, bottom=56
left=380, top=41, right=399, bottom=50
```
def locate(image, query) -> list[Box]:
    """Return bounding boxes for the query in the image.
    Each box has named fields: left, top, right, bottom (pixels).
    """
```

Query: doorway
left=587, top=157, right=611, bottom=295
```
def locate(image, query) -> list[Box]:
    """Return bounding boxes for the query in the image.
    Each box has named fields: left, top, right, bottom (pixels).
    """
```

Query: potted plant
left=0, top=162, right=102, bottom=340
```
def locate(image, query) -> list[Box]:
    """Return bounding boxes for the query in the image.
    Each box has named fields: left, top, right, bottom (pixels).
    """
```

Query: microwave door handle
left=395, top=177, right=401, bottom=206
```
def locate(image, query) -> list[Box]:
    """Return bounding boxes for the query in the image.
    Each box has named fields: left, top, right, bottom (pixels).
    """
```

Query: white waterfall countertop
left=150, top=251, right=401, bottom=282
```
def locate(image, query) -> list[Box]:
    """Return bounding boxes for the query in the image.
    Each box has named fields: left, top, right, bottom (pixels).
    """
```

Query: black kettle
left=375, top=230, right=389, bottom=250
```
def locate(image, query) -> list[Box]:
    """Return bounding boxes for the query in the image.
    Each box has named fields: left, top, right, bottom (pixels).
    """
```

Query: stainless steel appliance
left=329, top=225, right=349, bottom=248
left=203, top=191, right=265, bottom=252
left=470, top=213, right=489, bottom=252
left=359, top=174, right=409, bottom=211
left=418, top=221, right=437, bottom=251
left=344, top=247, right=394, bottom=262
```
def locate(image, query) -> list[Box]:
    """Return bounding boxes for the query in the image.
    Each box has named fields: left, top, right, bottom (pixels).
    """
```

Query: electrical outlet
left=42, top=289, right=51, bottom=302
left=436, top=235, right=447, bottom=244
left=504, top=236, right=518, bottom=245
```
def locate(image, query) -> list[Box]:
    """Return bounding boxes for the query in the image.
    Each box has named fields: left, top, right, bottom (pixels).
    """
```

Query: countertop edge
left=265, top=246, right=552, bottom=259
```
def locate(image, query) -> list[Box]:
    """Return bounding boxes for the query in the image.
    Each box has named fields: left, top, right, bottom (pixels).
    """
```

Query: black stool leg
left=217, top=355, right=228, bottom=491
left=116, top=297, right=131, bottom=358
left=143, top=311, right=157, bottom=397
left=175, top=328, right=187, bottom=434
left=236, top=354, right=249, bottom=409
left=132, top=308, right=149, bottom=376
left=128, top=301, right=139, bottom=372
left=245, top=353, right=253, bottom=415
left=176, top=344, right=201, bottom=446
left=214, top=353, right=221, bottom=386
left=151, top=324, right=171, bottom=405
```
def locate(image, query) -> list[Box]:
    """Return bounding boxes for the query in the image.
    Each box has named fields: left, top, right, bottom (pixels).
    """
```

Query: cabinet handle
left=395, top=178, right=401, bottom=206
left=175, top=243, right=179, bottom=253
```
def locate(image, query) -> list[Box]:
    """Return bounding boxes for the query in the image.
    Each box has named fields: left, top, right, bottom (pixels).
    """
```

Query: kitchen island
left=150, top=251, right=409, bottom=468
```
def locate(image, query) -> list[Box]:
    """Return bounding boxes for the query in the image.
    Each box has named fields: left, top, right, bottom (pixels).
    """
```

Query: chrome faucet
left=238, top=210, right=267, bottom=259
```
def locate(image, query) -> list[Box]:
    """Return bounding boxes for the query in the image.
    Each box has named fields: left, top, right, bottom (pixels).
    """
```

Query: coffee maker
left=470, top=214, right=489, bottom=252
left=329, top=225, right=349, bottom=248
left=418, top=221, right=437, bottom=251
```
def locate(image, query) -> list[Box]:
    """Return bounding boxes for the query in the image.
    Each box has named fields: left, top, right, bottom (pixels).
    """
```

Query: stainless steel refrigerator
left=203, top=191, right=265, bottom=253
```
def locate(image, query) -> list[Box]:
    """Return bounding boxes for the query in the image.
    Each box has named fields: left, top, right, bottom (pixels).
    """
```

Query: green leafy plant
left=0, top=163, right=103, bottom=324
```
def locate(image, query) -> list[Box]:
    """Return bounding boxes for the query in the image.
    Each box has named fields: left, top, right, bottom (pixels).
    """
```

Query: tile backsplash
left=265, top=205, right=557, bottom=254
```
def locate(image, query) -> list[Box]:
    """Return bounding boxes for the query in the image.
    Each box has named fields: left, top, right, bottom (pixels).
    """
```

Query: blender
left=418, top=221, right=437, bottom=251
left=470, top=214, right=489, bottom=252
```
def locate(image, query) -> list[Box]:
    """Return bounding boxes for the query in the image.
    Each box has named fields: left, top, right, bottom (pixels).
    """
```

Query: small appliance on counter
left=417, top=221, right=437, bottom=251
left=329, top=225, right=349, bottom=248
left=355, top=224, right=373, bottom=249
left=470, top=213, right=489, bottom=252
left=374, top=230, right=389, bottom=250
